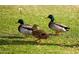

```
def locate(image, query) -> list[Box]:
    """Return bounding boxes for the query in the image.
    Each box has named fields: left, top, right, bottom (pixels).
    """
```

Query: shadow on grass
left=0, top=34, right=79, bottom=48
left=0, top=39, right=79, bottom=48
left=0, top=35, right=24, bottom=39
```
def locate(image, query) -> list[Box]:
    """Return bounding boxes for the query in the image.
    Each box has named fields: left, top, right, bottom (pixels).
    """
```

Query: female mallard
left=48, top=15, right=70, bottom=35
left=17, top=19, right=33, bottom=35
left=32, top=24, right=51, bottom=42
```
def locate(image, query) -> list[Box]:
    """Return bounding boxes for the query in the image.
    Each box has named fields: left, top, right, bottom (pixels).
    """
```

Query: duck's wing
left=55, top=23, right=68, bottom=28
left=22, top=24, right=33, bottom=30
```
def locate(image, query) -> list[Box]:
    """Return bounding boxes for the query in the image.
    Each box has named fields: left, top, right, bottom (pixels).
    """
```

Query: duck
left=48, top=14, right=70, bottom=35
left=32, top=24, right=52, bottom=43
left=17, top=19, right=33, bottom=35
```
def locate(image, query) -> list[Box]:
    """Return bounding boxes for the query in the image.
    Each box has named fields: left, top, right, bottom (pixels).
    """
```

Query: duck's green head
left=18, top=19, right=24, bottom=24
left=48, top=15, right=54, bottom=22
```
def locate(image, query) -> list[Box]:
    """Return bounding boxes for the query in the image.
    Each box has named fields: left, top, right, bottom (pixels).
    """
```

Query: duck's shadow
left=0, top=34, right=79, bottom=48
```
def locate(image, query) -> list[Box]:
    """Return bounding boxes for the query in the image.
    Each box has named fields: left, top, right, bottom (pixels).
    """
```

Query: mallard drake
left=48, top=15, right=70, bottom=35
left=32, top=24, right=51, bottom=42
left=17, top=19, right=33, bottom=35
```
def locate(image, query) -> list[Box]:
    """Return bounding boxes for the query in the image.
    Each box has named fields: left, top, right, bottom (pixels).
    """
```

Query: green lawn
left=0, top=5, right=79, bottom=54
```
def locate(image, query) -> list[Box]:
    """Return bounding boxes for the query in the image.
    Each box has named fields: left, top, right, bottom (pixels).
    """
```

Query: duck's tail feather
left=64, top=27, right=70, bottom=31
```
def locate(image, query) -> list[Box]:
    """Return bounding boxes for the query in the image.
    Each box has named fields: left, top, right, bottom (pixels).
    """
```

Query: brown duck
left=32, top=24, right=52, bottom=42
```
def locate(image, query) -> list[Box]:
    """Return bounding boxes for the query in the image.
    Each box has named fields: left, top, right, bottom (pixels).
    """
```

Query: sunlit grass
left=0, top=5, right=79, bottom=54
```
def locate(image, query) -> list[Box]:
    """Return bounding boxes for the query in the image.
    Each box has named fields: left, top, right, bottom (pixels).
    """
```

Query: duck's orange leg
left=55, top=31, right=61, bottom=35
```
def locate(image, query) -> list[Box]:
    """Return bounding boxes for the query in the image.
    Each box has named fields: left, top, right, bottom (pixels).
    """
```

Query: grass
left=0, top=5, right=79, bottom=54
